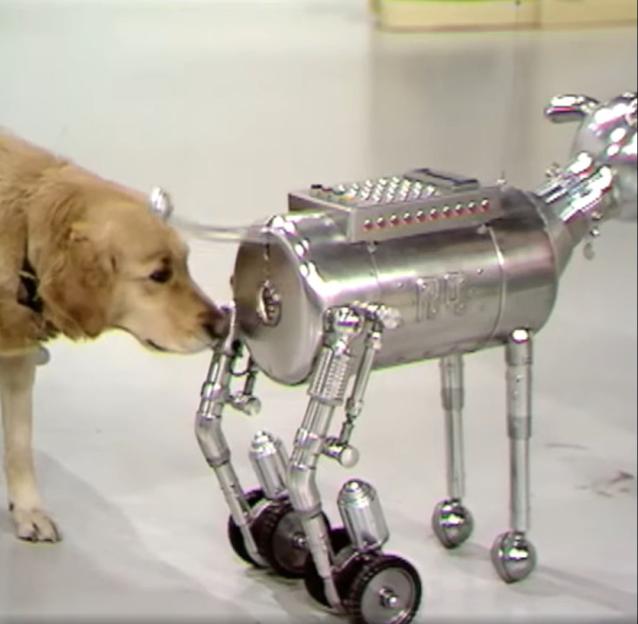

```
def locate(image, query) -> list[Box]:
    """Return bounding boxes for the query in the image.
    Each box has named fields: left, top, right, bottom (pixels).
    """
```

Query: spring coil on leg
left=308, top=345, right=352, bottom=404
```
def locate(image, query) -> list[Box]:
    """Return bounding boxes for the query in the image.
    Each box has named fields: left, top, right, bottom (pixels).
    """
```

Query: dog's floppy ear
left=38, top=220, right=116, bottom=340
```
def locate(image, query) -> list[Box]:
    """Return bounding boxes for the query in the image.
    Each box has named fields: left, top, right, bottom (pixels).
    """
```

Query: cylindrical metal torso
left=233, top=187, right=566, bottom=386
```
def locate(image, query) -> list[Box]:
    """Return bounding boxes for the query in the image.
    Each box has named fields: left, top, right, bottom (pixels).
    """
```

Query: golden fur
left=0, top=130, right=227, bottom=541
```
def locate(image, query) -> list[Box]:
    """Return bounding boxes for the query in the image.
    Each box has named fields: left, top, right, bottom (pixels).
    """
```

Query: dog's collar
left=18, top=258, right=43, bottom=314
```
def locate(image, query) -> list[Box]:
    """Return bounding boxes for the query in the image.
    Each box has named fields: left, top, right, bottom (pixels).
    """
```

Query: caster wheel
left=255, top=503, right=307, bottom=578
left=256, top=503, right=331, bottom=579
left=344, top=554, right=422, bottom=624
left=431, top=498, right=474, bottom=549
left=304, top=526, right=354, bottom=607
left=227, top=488, right=266, bottom=566
left=490, top=531, right=537, bottom=583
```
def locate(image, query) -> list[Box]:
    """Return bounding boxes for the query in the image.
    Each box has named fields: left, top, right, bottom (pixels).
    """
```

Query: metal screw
left=379, top=587, right=400, bottom=609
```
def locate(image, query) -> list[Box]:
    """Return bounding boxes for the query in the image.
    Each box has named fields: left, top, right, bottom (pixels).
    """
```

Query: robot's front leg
left=289, top=306, right=423, bottom=624
left=225, top=307, right=367, bottom=584
left=287, top=306, right=363, bottom=610
left=194, top=305, right=266, bottom=568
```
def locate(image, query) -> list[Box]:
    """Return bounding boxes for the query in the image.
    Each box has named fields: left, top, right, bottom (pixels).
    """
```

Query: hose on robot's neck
left=170, top=216, right=267, bottom=244
left=147, top=186, right=270, bottom=244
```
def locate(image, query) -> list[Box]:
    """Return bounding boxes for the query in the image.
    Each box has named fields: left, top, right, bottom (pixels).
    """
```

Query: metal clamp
left=229, top=356, right=262, bottom=416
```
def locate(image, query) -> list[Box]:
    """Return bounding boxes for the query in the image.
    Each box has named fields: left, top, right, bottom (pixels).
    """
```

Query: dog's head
left=31, top=183, right=228, bottom=353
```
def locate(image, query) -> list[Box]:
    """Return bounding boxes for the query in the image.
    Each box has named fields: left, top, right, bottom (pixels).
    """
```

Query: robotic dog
left=160, top=93, right=636, bottom=624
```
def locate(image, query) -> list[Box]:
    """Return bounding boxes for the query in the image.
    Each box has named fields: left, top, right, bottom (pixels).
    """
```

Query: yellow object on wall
left=373, top=0, right=637, bottom=30
left=539, top=0, right=637, bottom=27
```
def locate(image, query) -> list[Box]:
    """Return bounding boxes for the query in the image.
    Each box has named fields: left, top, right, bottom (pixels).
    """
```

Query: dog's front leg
left=0, top=353, right=60, bottom=542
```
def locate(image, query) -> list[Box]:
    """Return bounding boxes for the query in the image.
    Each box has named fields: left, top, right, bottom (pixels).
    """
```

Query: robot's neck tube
left=535, top=152, right=616, bottom=246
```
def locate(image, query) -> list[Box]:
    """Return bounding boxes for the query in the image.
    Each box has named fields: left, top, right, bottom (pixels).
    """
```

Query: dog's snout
left=202, top=306, right=230, bottom=341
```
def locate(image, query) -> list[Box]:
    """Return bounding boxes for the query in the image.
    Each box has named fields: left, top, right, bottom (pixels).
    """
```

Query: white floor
left=0, top=1, right=636, bottom=623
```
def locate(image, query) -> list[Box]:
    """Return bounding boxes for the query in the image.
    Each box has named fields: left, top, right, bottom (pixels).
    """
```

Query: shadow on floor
left=0, top=453, right=257, bottom=623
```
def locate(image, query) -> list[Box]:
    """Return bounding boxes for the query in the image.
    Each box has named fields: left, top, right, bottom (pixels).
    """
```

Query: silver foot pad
left=431, top=499, right=474, bottom=549
left=490, top=531, right=537, bottom=583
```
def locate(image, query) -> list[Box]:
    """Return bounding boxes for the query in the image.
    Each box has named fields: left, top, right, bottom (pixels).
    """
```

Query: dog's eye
left=149, top=268, right=173, bottom=284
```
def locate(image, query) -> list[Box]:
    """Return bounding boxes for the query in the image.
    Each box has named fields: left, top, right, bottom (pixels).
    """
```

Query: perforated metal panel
left=288, top=168, right=504, bottom=242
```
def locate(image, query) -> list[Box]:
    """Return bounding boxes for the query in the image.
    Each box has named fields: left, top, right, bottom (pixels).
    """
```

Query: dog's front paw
left=11, top=506, right=62, bottom=543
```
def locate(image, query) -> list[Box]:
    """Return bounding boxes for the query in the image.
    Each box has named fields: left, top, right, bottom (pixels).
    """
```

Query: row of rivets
left=314, top=176, right=441, bottom=206
left=362, top=199, right=491, bottom=231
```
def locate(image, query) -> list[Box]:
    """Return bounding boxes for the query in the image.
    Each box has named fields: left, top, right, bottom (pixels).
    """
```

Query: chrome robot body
left=233, top=93, right=635, bottom=387
left=234, top=185, right=560, bottom=385
left=188, top=93, right=636, bottom=624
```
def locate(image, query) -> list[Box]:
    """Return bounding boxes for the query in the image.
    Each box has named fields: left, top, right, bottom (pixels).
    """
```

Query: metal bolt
left=379, top=587, right=400, bottom=609
left=292, top=533, right=307, bottom=550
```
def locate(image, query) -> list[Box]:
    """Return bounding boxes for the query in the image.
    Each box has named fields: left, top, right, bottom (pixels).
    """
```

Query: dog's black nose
left=202, top=307, right=231, bottom=341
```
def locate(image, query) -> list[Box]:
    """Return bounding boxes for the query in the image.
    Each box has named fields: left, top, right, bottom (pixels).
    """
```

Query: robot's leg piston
left=491, top=329, right=537, bottom=583
left=432, top=353, right=474, bottom=549
left=288, top=317, right=357, bottom=610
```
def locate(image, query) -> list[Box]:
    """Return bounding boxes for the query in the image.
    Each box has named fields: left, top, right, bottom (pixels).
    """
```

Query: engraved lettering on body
left=416, top=272, right=468, bottom=321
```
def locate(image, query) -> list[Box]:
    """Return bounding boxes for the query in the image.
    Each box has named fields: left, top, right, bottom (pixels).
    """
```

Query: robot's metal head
left=545, top=92, right=637, bottom=221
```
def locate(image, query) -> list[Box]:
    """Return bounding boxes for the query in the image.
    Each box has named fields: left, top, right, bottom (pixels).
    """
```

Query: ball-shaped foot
left=490, top=531, right=537, bottom=583
left=431, top=499, right=474, bottom=549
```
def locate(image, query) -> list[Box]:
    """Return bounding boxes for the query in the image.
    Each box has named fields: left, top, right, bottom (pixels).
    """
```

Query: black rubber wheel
left=255, top=504, right=331, bottom=579
left=255, top=502, right=305, bottom=578
left=343, top=554, right=422, bottom=624
left=327, top=526, right=352, bottom=554
left=304, top=526, right=355, bottom=607
left=227, top=488, right=266, bottom=566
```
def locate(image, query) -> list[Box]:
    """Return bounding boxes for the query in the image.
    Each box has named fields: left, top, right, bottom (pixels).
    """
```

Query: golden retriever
left=0, top=130, right=228, bottom=542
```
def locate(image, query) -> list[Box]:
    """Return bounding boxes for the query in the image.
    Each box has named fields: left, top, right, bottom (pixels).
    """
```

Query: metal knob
left=149, top=186, right=175, bottom=221
left=322, top=437, right=360, bottom=468
left=230, top=394, right=262, bottom=416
